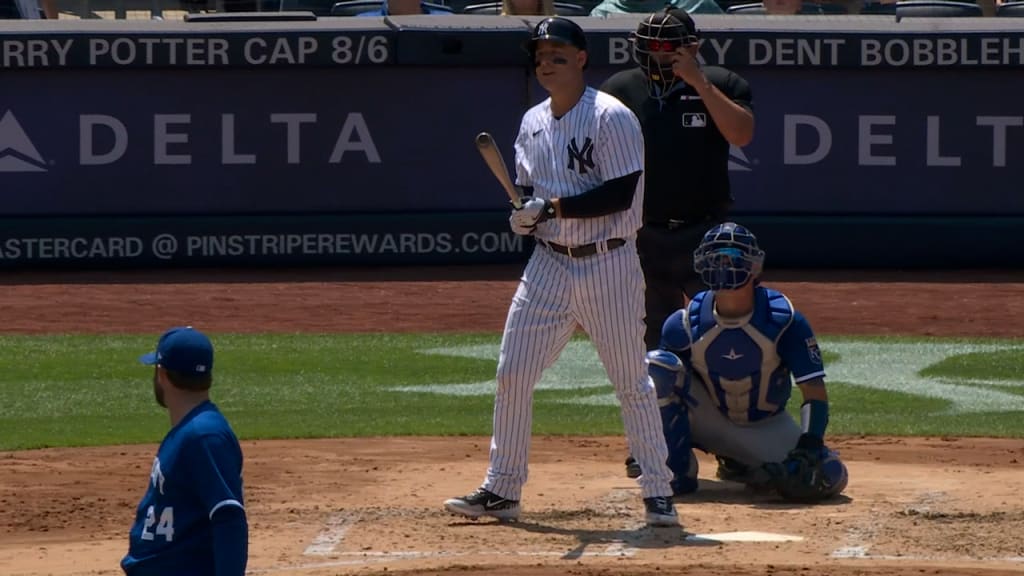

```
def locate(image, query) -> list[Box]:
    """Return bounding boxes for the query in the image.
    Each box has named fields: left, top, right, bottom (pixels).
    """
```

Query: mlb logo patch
left=805, top=337, right=822, bottom=365
left=682, top=113, right=707, bottom=128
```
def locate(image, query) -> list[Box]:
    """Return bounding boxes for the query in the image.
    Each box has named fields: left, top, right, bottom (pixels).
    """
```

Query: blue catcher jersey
left=661, top=286, right=825, bottom=424
left=122, top=401, right=244, bottom=576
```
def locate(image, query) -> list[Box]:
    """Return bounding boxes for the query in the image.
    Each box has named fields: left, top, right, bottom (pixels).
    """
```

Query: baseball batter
left=638, top=223, right=848, bottom=502
left=444, top=16, right=677, bottom=527
left=122, top=327, right=248, bottom=576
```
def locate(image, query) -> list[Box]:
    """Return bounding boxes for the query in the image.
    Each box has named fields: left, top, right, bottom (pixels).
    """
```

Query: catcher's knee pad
left=646, top=349, right=683, bottom=401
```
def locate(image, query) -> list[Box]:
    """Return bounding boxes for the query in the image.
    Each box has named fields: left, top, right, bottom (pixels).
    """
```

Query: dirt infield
left=1, top=266, right=1023, bottom=576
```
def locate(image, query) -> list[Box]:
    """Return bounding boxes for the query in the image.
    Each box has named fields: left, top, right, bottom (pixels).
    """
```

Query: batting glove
left=510, top=197, right=555, bottom=228
left=508, top=210, right=536, bottom=236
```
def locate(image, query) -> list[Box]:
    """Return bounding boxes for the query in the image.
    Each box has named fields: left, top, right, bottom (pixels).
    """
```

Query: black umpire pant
left=637, top=216, right=725, bottom=351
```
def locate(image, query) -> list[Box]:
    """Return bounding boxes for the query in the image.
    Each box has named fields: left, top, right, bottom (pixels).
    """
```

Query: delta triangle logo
left=0, top=110, right=48, bottom=172
left=727, top=145, right=752, bottom=172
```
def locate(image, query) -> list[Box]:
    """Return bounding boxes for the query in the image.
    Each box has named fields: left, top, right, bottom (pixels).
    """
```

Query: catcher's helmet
left=632, top=8, right=700, bottom=97
left=693, top=222, right=765, bottom=290
left=526, top=17, right=588, bottom=64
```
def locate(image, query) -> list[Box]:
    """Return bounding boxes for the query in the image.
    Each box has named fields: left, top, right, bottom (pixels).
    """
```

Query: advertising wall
left=1, top=17, right=1021, bottom=267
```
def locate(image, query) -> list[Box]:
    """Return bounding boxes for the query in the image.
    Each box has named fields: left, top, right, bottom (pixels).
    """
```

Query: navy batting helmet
left=632, top=8, right=699, bottom=97
left=693, top=222, right=765, bottom=290
left=526, top=17, right=588, bottom=64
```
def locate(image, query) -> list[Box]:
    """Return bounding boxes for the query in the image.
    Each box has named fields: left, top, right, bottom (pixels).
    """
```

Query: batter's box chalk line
left=830, top=548, right=1024, bottom=563
left=303, top=511, right=360, bottom=556
left=269, top=535, right=810, bottom=576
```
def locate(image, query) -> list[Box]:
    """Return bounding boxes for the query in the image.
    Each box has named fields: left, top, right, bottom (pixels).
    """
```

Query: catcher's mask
left=632, top=8, right=700, bottom=98
left=525, top=16, right=589, bottom=70
left=693, top=222, right=765, bottom=290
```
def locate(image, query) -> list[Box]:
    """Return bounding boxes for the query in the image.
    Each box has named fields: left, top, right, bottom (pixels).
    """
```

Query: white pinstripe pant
left=483, top=239, right=674, bottom=500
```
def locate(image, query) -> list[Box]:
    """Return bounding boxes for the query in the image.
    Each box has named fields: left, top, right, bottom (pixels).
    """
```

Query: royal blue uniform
left=663, top=286, right=825, bottom=424
left=635, top=222, right=847, bottom=500
left=122, top=401, right=245, bottom=576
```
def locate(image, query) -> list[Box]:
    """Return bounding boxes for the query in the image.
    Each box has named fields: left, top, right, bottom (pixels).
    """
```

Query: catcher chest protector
left=689, top=287, right=794, bottom=344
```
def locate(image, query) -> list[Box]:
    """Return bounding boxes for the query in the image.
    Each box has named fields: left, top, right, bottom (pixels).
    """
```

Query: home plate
left=687, top=531, right=804, bottom=543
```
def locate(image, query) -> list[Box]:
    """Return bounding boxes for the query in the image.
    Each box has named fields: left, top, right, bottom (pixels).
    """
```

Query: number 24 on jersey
left=141, top=506, right=175, bottom=542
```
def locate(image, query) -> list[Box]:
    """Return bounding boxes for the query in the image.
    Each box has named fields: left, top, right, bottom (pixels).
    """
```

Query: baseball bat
left=474, top=132, right=522, bottom=209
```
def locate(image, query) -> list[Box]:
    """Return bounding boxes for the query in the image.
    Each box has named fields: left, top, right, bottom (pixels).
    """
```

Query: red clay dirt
left=1, top=265, right=1022, bottom=576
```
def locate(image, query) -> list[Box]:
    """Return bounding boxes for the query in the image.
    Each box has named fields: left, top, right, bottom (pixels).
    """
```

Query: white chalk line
left=302, top=512, right=358, bottom=556
left=829, top=491, right=1023, bottom=564
left=830, top=549, right=1024, bottom=564
left=257, top=548, right=1024, bottom=575
left=251, top=549, right=633, bottom=574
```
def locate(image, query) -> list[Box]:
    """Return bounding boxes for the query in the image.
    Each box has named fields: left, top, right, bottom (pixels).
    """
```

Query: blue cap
left=140, top=326, right=214, bottom=376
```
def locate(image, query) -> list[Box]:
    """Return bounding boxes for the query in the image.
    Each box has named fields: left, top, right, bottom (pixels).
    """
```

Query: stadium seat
left=997, top=0, right=1024, bottom=15
left=280, top=0, right=342, bottom=13
left=329, top=0, right=452, bottom=14
left=459, top=0, right=588, bottom=13
left=860, top=1, right=897, bottom=12
left=185, top=9, right=316, bottom=18
left=725, top=1, right=848, bottom=12
left=894, top=0, right=982, bottom=15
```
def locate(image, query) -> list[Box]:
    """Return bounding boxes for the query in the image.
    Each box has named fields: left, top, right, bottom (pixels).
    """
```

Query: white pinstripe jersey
left=513, top=86, right=645, bottom=247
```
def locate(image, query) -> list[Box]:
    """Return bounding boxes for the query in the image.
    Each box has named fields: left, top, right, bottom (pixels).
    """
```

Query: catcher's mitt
left=772, top=434, right=849, bottom=503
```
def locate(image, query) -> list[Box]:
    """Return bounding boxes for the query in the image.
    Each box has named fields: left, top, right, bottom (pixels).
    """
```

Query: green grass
left=0, top=334, right=1022, bottom=451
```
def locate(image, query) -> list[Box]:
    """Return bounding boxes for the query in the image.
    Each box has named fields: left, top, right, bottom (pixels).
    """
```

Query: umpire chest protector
left=601, top=67, right=737, bottom=222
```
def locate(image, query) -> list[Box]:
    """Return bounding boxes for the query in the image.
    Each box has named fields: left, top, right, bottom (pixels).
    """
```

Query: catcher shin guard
left=646, top=350, right=698, bottom=494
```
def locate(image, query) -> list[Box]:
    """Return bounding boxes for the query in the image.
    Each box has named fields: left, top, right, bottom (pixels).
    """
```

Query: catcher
left=626, top=222, right=848, bottom=503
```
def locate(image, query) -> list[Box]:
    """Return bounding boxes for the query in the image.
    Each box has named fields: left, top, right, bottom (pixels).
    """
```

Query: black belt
left=646, top=215, right=715, bottom=231
left=538, top=238, right=627, bottom=258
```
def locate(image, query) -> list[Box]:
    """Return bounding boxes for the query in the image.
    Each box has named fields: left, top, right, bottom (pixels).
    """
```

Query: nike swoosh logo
left=486, top=499, right=507, bottom=507
left=532, top=129, right=543, bottom=137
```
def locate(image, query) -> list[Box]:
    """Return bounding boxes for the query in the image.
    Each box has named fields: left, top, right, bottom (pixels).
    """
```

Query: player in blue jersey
left=627, top=222, right=848, bottom=502
left=122, top=326, right=248, bottom=576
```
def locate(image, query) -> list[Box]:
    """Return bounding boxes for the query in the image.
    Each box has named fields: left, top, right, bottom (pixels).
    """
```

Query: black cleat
left=643, top=496, right=679, bottom=527
left=444, top=487, right=520, bottom=521
left=625, top=455, right=642, bottom=479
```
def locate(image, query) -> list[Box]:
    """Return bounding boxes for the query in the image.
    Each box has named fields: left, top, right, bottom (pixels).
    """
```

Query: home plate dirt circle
left=0, top=267, right=1022, bottom=576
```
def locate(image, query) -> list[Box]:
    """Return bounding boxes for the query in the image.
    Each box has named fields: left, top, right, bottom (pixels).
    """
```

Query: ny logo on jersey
left=566, top=136, right=595, bottom=175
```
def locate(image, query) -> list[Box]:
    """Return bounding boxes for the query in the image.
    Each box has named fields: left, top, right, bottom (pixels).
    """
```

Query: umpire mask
left=632, top=8, right=700, bottom=98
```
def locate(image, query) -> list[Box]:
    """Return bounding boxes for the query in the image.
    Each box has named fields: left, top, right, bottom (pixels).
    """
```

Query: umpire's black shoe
left=643, top=496, right=679, bottom=527
left=625, top=455, right=642, bottom=478
left=444, top=487, right=520, bottom=521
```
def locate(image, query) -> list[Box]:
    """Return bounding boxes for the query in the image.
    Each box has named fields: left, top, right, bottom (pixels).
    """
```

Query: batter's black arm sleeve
left=557, top=171, right=641, bottom=218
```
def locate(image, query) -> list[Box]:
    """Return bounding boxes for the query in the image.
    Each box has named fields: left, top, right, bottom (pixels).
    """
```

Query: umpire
left=601, top=8, right=755, bottom=350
